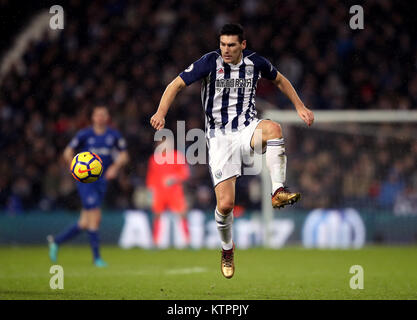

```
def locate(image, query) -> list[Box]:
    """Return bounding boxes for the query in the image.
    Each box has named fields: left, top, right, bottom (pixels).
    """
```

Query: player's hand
left=104, top=164, right=118, bottom=180
left=296, top=105, right=314, bottom=126
left=150, top=112, right=165, bottom=130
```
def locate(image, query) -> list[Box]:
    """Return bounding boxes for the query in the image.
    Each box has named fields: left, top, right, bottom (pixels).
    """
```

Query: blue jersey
left=68, top=126, right=127, bottom=209
left=179, top=49, right=278, bottom=133
left=68, top=126, right=127, bottom=173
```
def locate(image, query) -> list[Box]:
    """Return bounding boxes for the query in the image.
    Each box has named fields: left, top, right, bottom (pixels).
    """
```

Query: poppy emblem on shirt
left=218, top=68, right=224, bottom=74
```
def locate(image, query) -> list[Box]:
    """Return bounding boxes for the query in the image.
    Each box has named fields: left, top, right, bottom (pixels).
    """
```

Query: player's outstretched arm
left=272, top=72, right=314, bottom=126
left=150, top=76, right=186, bottom=130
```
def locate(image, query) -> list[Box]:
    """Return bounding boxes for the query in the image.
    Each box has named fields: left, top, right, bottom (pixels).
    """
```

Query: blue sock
left=87, top=230, right=101, bottom=260
left=55, top=223, right=82, bottom=245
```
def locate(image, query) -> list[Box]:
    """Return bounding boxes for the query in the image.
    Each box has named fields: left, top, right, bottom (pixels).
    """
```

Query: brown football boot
left=221, top=243, right=235, bottom=279
left=271, top=186, right=301, bottom=209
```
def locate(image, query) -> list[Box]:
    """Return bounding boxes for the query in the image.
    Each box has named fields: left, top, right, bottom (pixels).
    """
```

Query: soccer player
left=146, top=137, right=190, bottom=248
left=47, top=106, right=129, bottom=267
left=150, top=24, right=314, bottom=278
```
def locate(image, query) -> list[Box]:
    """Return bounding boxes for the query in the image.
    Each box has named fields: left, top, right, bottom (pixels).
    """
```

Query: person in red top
left=147, top=137, right=190, bottom=248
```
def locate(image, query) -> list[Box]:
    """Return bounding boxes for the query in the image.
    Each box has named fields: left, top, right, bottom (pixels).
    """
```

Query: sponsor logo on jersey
left=215, top=78, right=253, bottom=89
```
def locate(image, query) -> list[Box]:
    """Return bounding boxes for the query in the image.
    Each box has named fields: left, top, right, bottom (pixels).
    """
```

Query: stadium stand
left=0, top=0, right=416, bottom=213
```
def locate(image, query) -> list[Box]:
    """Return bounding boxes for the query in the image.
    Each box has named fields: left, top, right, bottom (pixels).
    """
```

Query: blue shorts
left=76, top=178, right=107, bottom=209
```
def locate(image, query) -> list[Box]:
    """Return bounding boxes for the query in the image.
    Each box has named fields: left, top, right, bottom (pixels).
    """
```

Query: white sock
left=215, top=208, right=234, bottom=250
left=266, top=138, right=287, bottom=194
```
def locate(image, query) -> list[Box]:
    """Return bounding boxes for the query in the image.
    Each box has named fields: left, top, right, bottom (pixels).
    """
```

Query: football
left=70, top=151, right=103, bottom=183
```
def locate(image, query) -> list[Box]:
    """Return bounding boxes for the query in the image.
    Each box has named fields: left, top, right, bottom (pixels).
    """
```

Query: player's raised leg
left=252, top=120, right=300, bottom=209
left=214, top=176, right=236, bottom=279
left=87, top=208, right=107, bottom=267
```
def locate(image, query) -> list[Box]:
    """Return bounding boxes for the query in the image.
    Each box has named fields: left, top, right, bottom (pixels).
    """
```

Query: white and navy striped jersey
left=179, top=49, right=278, bottom=133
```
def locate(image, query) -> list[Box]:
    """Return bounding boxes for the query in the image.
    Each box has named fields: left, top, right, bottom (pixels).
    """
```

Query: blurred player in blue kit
left=48, top=106, right=129, bottom=267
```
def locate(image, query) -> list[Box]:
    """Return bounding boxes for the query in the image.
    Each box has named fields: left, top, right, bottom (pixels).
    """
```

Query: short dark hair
left=219, top=23, right=245, bottom=43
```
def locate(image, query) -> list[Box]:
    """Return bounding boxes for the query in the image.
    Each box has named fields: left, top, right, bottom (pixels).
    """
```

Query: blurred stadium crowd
left=0, top=0, right=416, bottom=214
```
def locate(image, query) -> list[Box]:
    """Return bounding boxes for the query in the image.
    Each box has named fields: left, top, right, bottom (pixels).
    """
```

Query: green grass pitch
left=1, top=246, right=417, bottom=300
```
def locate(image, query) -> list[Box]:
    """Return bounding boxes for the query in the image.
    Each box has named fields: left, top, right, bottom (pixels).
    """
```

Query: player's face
left=92, top=107, right=109, bottom=127
left=220, top=35, right=246, bottom=65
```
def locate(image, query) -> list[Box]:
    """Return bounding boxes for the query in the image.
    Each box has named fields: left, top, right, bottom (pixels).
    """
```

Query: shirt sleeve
left=258, top=55, right=278, bottom=80
left=179, top=52, right=215, bottom=86
left=68, top=130, right=86, bottom=150
left=114, top=131, right=127, bottom=151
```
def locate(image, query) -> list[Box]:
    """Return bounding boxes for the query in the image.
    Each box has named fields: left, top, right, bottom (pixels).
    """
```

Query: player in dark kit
left=151, top=24, right=314, bottom=278
left=48, top=106, right=129, bottom=267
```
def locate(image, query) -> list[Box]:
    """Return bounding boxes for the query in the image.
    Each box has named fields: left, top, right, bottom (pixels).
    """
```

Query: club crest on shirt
left=246, top=66, right=254, bottom=76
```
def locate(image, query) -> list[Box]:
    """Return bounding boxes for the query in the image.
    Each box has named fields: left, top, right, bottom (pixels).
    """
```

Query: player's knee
left=78, top=220, right=88, bottom=230
left=263, top=120, right=282, bottom=140
left=217, top=199, right=235, bottom=215
left=89, top=217, right=101, bottom=229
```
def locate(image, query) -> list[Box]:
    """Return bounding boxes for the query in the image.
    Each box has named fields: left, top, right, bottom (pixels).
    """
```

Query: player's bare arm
left=272, top=72, right=314, bottom=126
left=150, top=76, right=187, bottom=130
left=63, top=146, right=75, bottom=166
left=105, top=150, right=129, bottom=180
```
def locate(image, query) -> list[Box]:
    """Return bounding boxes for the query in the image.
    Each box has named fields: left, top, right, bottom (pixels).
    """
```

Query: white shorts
left=207, top=119, right=265, bottom=187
